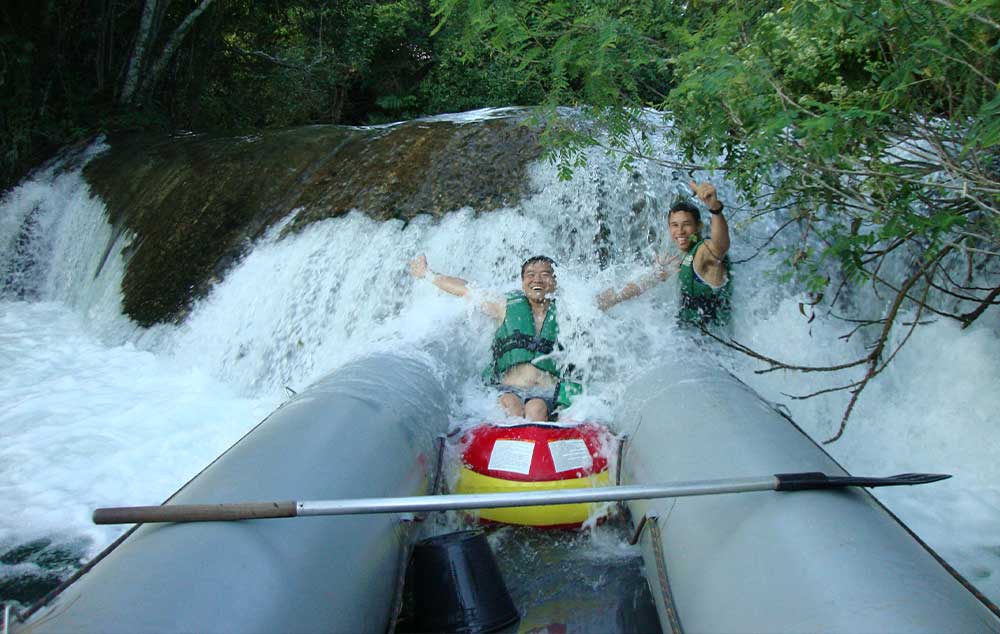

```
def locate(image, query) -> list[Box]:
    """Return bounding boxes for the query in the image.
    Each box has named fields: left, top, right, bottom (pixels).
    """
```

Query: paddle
left=92, top=472, right=950, bottom=525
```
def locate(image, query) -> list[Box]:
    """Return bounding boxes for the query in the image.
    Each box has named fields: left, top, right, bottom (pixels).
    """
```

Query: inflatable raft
left=10, top=353, right=1000, bottom=633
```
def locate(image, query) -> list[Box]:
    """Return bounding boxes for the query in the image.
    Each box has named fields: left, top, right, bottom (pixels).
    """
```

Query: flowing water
left=1, top=111, right=998, bottom=613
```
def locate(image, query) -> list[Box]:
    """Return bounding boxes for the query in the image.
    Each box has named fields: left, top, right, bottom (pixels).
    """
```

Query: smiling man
left=598, top=180, right=732, bottom=328
left=409, top=254, right=579, bottom=421
left=668, top=181, right=732, bottom=327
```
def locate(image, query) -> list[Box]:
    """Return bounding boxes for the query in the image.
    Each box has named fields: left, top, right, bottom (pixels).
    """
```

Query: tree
left=118, top=0, right=218, bottom=106
left=169, top=0, right=443, bottom=128
left=118, top=0, right=159, bottom=106
left=0, top=0, right=470, bottom=190
left=1, top=1, right=133, bottom=191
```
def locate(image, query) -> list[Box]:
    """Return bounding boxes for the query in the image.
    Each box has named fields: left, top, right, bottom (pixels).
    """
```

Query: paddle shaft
left=92, top=472, right=949, bottom=525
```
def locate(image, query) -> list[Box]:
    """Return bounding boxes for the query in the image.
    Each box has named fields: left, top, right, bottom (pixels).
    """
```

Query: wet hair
left=668, top=200, right=702, bottom=225
left=521, top=255, right=557, bottom=277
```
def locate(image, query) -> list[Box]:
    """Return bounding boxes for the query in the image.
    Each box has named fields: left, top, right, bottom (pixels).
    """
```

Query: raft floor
left=397, top=513, right=662, bottom=633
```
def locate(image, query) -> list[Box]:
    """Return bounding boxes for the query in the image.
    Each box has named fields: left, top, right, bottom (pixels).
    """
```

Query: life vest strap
left=491, top=332, right=556, bottom=360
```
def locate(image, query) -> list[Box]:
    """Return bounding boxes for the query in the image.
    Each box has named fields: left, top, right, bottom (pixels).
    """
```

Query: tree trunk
left=119, top=0, right=159, bottom=106
left=331, top=85, right=345, bottom=124
left=136, top=0, right=217, bottom=104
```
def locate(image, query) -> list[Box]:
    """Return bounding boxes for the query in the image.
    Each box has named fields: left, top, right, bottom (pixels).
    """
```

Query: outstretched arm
left=409, top=254, right=471, bottom=296
left=409, top=255, right=505, bottom=320
left=688, top=181, right=731, bottom=287
left=597, top=253, right=680, bottom=311
left=690, top=180, right=730, bottom=259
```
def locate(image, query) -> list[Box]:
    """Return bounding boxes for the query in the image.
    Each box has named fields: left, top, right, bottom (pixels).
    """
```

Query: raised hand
left=655, top=252, right=681, bottom=280
left=409, top=254, right=428, bottom=278
left=689, top=180, right=722, bottom=212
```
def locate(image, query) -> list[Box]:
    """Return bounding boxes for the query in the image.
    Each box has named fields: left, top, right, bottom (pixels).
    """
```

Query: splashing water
left=1, top=112, right=998, bottom=609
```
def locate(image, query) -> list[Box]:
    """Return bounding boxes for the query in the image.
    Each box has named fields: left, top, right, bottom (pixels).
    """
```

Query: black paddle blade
left=774, top=472, right=952, bottom=491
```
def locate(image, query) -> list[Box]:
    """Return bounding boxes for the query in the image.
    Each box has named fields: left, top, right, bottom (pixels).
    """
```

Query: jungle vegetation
left=3, top=0, right=998, bottom=439
left=1, top=0, right=541, bottom=193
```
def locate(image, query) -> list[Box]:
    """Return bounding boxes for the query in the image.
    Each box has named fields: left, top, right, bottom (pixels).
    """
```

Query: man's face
left=522, top=260, right=557, bottom=302
left=669, top=211, right=701, bottom=252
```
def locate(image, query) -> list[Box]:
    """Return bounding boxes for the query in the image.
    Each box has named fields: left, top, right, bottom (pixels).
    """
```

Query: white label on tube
left=548, top=439, right=592, bottom=473
left=488, top=440, right=536, bottom=474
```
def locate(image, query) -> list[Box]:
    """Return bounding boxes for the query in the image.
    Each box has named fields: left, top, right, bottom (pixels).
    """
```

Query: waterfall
left=1, top=110, right=998, bottom=608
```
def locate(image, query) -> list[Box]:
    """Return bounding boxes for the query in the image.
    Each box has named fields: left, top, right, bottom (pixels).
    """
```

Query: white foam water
left=0, top=120, right=997, bottom=609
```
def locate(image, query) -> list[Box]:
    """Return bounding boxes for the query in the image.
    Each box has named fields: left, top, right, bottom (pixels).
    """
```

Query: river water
left=1, top=111, right=998, bottom=610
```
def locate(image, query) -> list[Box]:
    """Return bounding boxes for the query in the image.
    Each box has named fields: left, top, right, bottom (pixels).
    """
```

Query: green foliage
left=415, top=19, right=546, bottom=116
left=0, top=0, right=553, bottom=191
left=433, top=0, right=674, bottom=108
left=0, top=2, right=126, bottom=190
left=442, top=0, right=1000, bottom=297
left=166, top=0, right=434, bottom=129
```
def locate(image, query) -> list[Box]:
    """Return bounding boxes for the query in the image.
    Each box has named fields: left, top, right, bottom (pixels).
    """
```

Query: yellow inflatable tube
left=455, top=467, right=611, bottom=527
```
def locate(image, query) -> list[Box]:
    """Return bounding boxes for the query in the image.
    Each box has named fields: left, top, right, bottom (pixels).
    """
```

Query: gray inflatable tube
left=620, top=357, right=1000, bottom=634
left=16, top=353, right=1000, bottom=634
left=18, top=353, right=449, bottom=634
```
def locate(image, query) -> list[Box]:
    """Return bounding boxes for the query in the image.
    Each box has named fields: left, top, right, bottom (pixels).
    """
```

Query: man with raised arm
left=409, top=254, right=580, bottom=422
left=598, top=180, right=732, bottom=327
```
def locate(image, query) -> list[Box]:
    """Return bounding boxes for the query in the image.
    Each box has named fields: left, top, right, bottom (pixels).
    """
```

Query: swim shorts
left=498, top=385, right=557, bottom=414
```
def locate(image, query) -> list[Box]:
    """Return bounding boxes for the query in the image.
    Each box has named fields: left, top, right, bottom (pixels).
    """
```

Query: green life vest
left=678, top=237, right=732, bottom=327
left=489, top=291, right=561, bottom=379
left=485, top=291, right=583, bottom=410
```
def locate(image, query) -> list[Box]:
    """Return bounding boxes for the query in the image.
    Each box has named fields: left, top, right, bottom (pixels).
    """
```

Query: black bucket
left=411, top=530, right=519, bottom=633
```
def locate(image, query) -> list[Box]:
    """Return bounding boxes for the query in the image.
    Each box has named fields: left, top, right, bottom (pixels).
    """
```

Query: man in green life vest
left=598, top=180, right=732, bottom=328
left=409, top=254, right=583, bottom=422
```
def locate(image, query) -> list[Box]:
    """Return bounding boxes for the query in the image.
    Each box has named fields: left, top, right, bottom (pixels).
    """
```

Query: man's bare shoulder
left=695, top=239, right=725, bottom=264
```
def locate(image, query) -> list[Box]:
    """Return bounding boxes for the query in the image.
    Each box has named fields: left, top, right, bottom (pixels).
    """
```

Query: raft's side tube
left=20, top=353, right=449, bottom=634
left=622, top=358, right=1000, bottom=634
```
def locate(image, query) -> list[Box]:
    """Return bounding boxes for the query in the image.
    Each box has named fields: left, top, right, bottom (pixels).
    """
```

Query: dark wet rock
left=83, top=115, right=542, bottom=326
left=0, top=572, right=62, bottom=606
left=1, top=538, right=85, bottom=570
left=1, top=540, right=53, bottom=566
left=0, top=539, right=85, bottom=607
